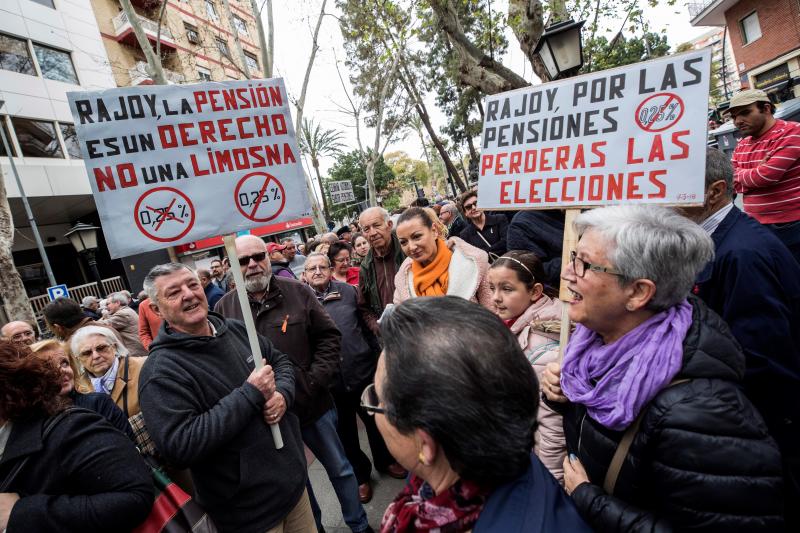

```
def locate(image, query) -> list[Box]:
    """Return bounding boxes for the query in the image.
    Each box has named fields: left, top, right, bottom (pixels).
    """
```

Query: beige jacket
left=509, top=295, right=566, bottom=483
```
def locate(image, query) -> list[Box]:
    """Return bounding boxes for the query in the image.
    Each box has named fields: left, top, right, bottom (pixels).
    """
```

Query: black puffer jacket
left=558, top=298, right=784, bottom=532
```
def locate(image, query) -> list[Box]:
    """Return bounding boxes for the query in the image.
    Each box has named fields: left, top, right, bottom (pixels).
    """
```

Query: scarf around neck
left=412, top=239, right=453, bottom=297
left=90, top=355, right=120, bottom=395
left=560, top=300, right=693, bottom=431
left=381, top=475, right=490, bottom=533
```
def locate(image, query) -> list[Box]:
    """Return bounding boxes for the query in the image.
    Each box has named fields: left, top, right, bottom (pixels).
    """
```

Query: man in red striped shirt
left=730, top=89, right=800, bottom=264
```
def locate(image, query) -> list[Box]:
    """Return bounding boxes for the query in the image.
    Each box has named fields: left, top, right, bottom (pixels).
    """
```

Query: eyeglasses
left=305, top=265, right=331, bottom=273
left=332, top=257, right=350, bottom=264
left=10, top=330, right=35, bottom=341
left=570, top=251, right=623, bottom=278
left=462, top=201, right=478, bottom=211
left=237, top=252, right=267, bottom=266
left=360, top=383, right=386, bottom=416
left=77, top=343, right=114, bottom=359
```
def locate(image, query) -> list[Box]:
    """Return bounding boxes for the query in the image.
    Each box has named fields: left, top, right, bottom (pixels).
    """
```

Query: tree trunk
left=250, top=0, right=273, bottom=77
left=508, top=0, right=550, bottom=81
left=221, top=0, right=251, bottom=79
left=312, top=160, right=331, bottom=220
left=119, top=0, right=168, bottom=84
left=0, top=167, right=35, bottom=325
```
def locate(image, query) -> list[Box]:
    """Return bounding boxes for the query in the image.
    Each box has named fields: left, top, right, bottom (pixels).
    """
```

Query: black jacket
left=316, top=280, right=380, bottom=391
left=459, top=213, right=508, bottom=257
left=70, top=390, right=136, bottom=441
left=506, top=209, right=565, bottom=287
left=140, top=314, right=307, bottom=533
left=215, top=277, right=341, bottom=426
left=0, top=408, right=152, bottom=532
left=556, top=299, right=784, bottom=531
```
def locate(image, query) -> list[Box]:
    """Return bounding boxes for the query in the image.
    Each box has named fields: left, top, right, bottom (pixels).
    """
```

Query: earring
left=418, top=452, right=427, bottom=466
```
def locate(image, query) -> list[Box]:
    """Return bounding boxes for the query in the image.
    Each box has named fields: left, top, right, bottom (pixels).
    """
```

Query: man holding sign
left=138, top=263, right=311, bottom=532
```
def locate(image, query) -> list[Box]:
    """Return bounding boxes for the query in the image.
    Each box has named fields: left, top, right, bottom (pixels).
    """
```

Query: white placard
left=67, top=79, right=311, bottom=258
left=329, top=180, right=356, bottom=205
left=478, top=49, right=712, bottom=210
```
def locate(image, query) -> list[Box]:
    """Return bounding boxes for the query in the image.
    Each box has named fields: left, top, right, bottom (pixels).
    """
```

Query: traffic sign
left=47, top=284, right=69, bottom=301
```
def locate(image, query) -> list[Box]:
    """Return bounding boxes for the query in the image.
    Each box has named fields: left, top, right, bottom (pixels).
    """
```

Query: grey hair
left=280, top=237, right=295, bottom=244
left=70, top=325, right=128, bottom=358
left=305, top=252, right=331, bottom=267
left=107, top=292, right=128, bottom=306
left=143, top=262, right=196, bottom=303
left=359, top=207, right=390, bottom=224
left=81, top=296, right=98, bottom=307
left=441, top=203, right=458, bottom=216
left=706, top=148, right=735, bottom=198
left=574, top=205, right=714, bottom=312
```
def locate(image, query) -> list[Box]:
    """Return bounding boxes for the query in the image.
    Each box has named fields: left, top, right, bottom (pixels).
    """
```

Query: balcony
left=687, top=0, right=740, bottom=27
left=112, top=10, right=177, bottom=51
left=128, top=61, right=185, bottom=85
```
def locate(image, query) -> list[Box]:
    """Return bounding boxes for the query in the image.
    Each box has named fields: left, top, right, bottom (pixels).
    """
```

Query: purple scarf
left=561, top=300, right=693, bottom=431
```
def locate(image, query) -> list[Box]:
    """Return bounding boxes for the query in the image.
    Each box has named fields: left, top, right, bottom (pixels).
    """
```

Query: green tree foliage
left=582, top=32, right=670, bottom=74
left=298, top=118, right=346, bottom=219
left=326, top=150, right=395, bottom=218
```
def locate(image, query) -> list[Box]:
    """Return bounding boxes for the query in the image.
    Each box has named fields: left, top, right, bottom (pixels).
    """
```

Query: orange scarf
left=412, top=239, right=453, bottom=297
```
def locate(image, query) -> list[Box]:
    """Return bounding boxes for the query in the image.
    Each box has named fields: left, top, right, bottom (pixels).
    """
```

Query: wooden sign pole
left=558, top=209, right=581, bottom=362
left=222, top=233, right=284, bottom=449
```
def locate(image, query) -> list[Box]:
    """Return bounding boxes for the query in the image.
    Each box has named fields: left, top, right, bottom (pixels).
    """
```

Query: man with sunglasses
left=215, top=235, right=373, bottom=533
left=458, top=190, right=508, bottom=259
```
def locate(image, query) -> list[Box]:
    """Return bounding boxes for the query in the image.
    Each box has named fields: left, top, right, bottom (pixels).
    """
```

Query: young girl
left=486, top=250, right=566, bottom=482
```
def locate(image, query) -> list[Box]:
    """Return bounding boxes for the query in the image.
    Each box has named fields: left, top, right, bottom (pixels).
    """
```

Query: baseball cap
left=728, top=89, right=771, bottom=109
left=266, top=242, right=287, bottom=254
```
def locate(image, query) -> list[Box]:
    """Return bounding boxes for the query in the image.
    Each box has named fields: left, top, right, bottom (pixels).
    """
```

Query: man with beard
left=215, top=235, right=372, bottom=533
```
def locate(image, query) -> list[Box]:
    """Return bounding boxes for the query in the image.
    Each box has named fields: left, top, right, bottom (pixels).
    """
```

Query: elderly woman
left=70, top=325, right=145, bottom=418
left=30, top=339, right=134, bottom=440
left=0, top=341, right=152, bottom=531
left=542, top=205, right=784, bottom=530
left=393, top=207, right=493, bottom=308
left=328, top=240, right=361, bottom=286
left=368, top=297, right=590, bottom=532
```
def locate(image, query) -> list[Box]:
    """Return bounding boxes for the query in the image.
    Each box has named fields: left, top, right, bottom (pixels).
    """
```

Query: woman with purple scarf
left=542, top=205, right=784, bottom=531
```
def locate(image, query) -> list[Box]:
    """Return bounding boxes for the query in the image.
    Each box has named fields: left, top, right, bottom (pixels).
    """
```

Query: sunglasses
left=463, top=201, right=478, bottom=211
left=238, top=252, right=267, bottom=266
left=360, top=383, right=386, bottom=415
left=77, top=343, right=113, bottom=359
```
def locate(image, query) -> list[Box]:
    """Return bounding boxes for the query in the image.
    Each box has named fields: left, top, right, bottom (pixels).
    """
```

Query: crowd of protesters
left=1, top=89, right=799, bottom=532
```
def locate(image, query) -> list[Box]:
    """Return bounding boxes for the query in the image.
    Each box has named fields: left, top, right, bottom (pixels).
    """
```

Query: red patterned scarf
left=380, top=475, right=490, bottom=533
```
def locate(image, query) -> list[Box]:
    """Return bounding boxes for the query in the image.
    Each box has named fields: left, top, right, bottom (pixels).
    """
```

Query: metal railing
left=687, top=0, right=716, bottom=18
left=128, top=61, right=185, bottom=85
left=28, top=276, right=127, bottom=318
left=112, top=11, right=174, bottom=41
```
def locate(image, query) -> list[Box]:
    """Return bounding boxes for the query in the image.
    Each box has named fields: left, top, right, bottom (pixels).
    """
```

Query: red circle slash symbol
left=134, top=187, right=195, bottom=243
left=635, top=92, right=685, bottom=133
left=234, top=171, right=286, bottom=222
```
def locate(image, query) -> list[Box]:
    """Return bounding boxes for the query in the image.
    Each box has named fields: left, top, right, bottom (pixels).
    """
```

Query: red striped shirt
left=732, top=119, right=800, bottom=224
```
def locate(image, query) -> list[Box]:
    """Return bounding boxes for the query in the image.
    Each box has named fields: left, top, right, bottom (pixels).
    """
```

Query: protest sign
left=478, top=49, right=712, bottom=210
left=67, top=79, right=311, bottom=258
left=329, top=180, right=355, bottom=205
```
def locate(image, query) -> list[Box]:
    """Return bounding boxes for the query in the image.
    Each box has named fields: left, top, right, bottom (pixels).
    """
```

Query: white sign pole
left=223, top=233, right=283, bottom=449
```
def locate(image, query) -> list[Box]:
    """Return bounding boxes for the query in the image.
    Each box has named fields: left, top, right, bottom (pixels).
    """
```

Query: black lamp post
left=533, top=19, right=586, bottom=80
left=65, top=222, right=106, bottom=297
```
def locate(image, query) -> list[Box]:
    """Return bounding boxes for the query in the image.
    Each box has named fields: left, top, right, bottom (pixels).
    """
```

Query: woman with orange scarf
left=393, top=207, right=493, bottom=308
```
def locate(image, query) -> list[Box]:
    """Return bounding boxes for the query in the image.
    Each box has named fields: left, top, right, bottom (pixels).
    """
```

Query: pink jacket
left=393, top=237, right=494, bottom=310
left=509, top=295, right=566, bottom=483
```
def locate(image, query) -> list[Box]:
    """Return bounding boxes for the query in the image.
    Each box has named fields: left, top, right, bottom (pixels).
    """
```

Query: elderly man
left=99, top=292, right=147, bottom=357
left=138, top=263, right=310, bottom=532
left=81, top=296, right=101, bottom=320
left=266, top=242, right=297, bottom=279
left=438, top=202, right=466, bottom=238
left=357, top=207, right=406, bottom=336
left=197, top=268, right=225, bottom=310
left=215, top=235, right=371, bottom=533
left=0, top=321, right=37, bottom=346
left=682, top=148, right=800, bottom=525
left=303, top=252, right=400, bottom=503
left=210, top=258, right=232, bottom=292
left=730, top=89, right=800, bottom=263
left=281, top=237, right=306, bottom=278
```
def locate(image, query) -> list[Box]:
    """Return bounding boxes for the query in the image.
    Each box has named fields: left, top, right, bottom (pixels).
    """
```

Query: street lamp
left=65, top=222, right=106, bottom=297
left=533, top=19, right=586, bottom=80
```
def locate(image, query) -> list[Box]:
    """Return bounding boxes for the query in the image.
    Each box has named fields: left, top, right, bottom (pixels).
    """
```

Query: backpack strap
left=602, top=378, right=691, bottom=495
left=122, top=355, right=130, bottom=419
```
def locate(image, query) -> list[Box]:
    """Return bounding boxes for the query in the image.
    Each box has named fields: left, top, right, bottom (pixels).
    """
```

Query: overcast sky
left=268, top=1, right=714, bottom=195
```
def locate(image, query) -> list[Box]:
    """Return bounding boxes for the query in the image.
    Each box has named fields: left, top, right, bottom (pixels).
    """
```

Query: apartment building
left=683, top=27, right=741, bottom=102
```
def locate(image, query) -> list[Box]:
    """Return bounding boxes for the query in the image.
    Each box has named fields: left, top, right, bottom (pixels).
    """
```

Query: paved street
left=308, top=420, right=405, bottom=532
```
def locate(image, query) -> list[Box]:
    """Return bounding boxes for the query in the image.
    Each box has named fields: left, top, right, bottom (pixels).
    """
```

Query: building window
left=198, top=66, right=211, bottom=81
left=59, top=123, right=82, bottom=159
left=740, top=12, right=762, bottom=44
left=205, top=0, right=219, bottom=21
left=234, top=15, right=249, bottom=36
left=245, top=51, right=258, bottom=73
left=28, top=0, right=55, bottom=7
left=0, top=32, right=36, bottom=76
left=33, top=44, right=79, bottom=84
left=0, top=118, right=16, bottom=157
left=184, top=23, right=201, bottom=45
left=216, top=38, right=230, bottom=58
left=11, top=117, right=64, bottom=158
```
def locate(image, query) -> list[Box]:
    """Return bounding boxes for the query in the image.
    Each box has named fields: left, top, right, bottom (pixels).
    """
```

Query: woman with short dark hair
left=370, top=297, right=590, bottom=532
left=0, top=340, right=152, bottom=531
left=328, top=240, right=361, bottom=286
